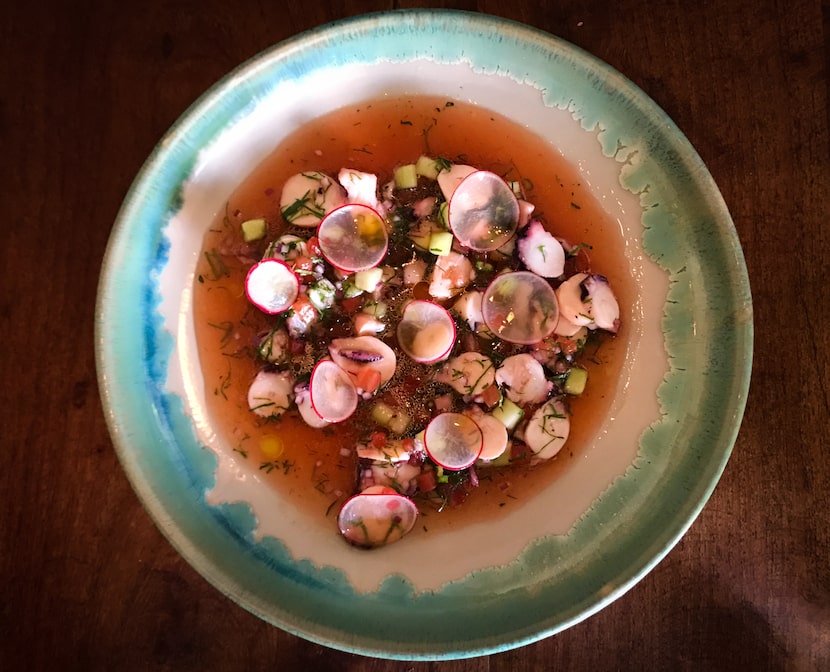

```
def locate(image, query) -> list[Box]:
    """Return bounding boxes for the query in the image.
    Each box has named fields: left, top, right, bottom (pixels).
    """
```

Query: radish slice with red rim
left=245, top=259, right=299, bottom=314
left=448, top=170, right=519, bottom=251
left=482, top=271, right=559, bottom=344
left=337, top=488, right=419, bottom=549
left=397, top=300, right=457, bottom=364
left=424, top=412, right=483, bottom=471
left=309, top=359, right=358, bottom=422
left=317, top=203, right=388, bottom=272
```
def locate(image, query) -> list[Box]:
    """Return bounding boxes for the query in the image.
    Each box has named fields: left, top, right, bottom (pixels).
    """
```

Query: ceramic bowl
left=95, top=10, right=752, bottom=660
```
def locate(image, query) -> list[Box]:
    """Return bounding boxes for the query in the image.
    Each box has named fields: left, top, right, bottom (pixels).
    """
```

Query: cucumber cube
left=415, top=155, right=440, bottom=180
left=354, top=266, right=383, bottom=292
left=428, top=231, right=454, bottom=256
left=241, top=218, right=267, bottom=242
left=394, top=164, right=418, bottom=189
left=564, top=367, right=588, bottom=395
left=491, top=399, right=523, bottom=431
left=437, top=201, right=449, bottom=228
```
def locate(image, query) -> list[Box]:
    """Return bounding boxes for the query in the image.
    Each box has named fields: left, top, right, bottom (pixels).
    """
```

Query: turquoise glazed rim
left=95, top=10, right=753, bottom=660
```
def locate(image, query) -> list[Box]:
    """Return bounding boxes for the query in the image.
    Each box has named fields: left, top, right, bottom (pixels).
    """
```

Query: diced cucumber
left=361, top=300, right=387, bottom=318
left=307, top=278, right=336, bottom=311
left=394, top=164, right=418, bottom=189
left=371, top=401, right=395, bottom=427
left=436, top=201, right=449, bottom=228
left=564, top=367, right=588, bottom=395
left=341, top=276, right=364, bottom=298
left=409, top=229, right=432, bottom=250
left=241, top=218, right=267, bottom=242
left=491, top=399, right=524, bottom=431
left=388, top=410, right=410, bottom=435
left=428, top=231, right=454, bottom=256
left=415, top=155, right=440, bottom=180
left=370, top=400, right=409, bottom=435
left=354, top=267, right=383, bottom=292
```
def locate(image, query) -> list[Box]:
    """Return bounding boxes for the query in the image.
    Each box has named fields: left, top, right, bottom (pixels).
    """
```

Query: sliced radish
left=397, top=300, right=456, bottom=364
left=448, top=170, right=519, bottom=251
left=482, top=271, right=559, bottom=345
left=328, top=336, right=397, bottom=386
left=317, top=203, right=388, bottom=272
left=424, top=412, right=483, bottom=471
left=337, top=488, right=419, bottom=549
left=245, top=259, right=299, bottom=314
left=309, top=359, right=358, bottom=423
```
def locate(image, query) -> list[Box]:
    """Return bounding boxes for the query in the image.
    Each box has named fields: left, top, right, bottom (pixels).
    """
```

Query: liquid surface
left=193, top=96, right=633, bottom=537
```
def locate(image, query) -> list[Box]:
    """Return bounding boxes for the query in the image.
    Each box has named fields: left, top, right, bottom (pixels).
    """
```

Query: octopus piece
left=495, top=353, right=553, bottom=406
left=583, top=275, right=620, bottom=333
left=452, top=291, right=484, bottom=332
left=435, top=351, right=496, bottom=398
left=247, top=370, right=295, bottom=419
left=556, top=273, right=620, bottom=333
left=280, top=172, right=345, bottom=227
left=524, top=397, right=571, bottom=460
left=338, top=168, right=382, bottom=212
left=518, top=220, right=566, bottom=278
left=436, top=163, right=476, bottom=201
left=428, top=251, right=474, bottom=299
left=294, top=382, right=331, bottom=429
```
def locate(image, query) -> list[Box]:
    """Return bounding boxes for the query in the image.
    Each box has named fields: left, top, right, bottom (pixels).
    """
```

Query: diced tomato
left=401, top=375, right=423, bottom=396
left=355, top=366, right=381, bottom=394
left=434, top=393, right=453, bottom=412
left=450, top=486, right=469, bottom=507
left=510, top=441, right=531, bottom=464
left=289, top=337, right=305, bottom=354
left=416, top=469, right=437, bottom=493
left=290, top=296, right=317, bottom=329
left=479, top=383, right=501, bottom=408
left=340, top=296, right=363, bottom=313
left=370, top=431, right=387, bottom=449
left=401, top=437, right=416, bottom=453
left=558, top=337, right=580, bottom=356
left=292, top=256, right=314, bottom=273
left=307, top=236, right=322, bottom=257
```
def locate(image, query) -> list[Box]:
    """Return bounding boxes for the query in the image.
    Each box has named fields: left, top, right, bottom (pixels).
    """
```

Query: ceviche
left=225, top=155, right=620, bottom=549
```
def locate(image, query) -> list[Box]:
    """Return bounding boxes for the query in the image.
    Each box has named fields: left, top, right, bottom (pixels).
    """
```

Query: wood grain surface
left=2, top=1, right=828, bottom=670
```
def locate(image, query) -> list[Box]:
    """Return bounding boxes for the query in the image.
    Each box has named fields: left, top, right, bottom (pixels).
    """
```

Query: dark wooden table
left=3, top=1, right=828, bottom=670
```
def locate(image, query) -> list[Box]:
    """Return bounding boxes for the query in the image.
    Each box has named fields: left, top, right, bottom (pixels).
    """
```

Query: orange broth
left=192, top=96, right=633, bottom=534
